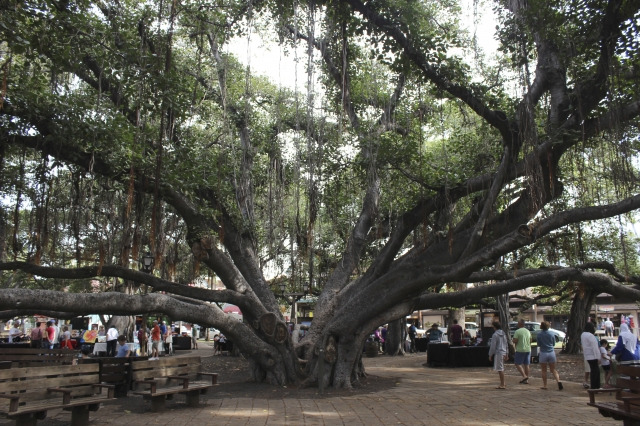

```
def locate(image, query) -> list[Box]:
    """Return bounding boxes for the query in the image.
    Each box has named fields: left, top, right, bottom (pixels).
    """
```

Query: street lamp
left=141, top=251, right=154, bottom=273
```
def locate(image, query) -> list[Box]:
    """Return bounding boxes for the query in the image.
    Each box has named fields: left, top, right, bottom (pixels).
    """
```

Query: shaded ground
left=201, top=349, right=589, bottom=393
left=201, top=353, right=397, bottom=398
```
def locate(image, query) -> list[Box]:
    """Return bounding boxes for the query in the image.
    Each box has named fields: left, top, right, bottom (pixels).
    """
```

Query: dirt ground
left=201, top=350, right=590, bottom=395
left=201, top=353, right=397, bottom=398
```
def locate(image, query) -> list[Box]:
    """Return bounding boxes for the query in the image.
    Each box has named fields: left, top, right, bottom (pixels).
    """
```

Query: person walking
left=581, top=321, right=601, bottom=389
left=106, top=325, right=119, bottom=357
left=537, top=321, right=563, bottom=390
left=513, top=319, right=532, bottom=384
left=488, top=321, right=508, bottom=389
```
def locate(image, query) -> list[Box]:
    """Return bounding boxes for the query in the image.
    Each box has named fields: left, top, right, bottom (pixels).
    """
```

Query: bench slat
left=130, top=356, right=216, bottom=412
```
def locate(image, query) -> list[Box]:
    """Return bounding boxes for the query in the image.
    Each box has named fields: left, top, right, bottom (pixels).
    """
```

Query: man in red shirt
left=448, top=319, right=464, bottom=346
left=151, top=320, right=161, bottom=359
left=45, top=320, right=56, bottom=349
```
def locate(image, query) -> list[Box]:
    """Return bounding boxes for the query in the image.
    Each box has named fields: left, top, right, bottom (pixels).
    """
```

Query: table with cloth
left=427, top=343, right=492, bottom=367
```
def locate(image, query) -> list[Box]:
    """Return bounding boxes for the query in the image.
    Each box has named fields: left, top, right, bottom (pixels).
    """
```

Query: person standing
left=581, top=321, right=601, bottom=389
left=448, top=319, right=463, bottom=346
left=30, top=322, right=43, bottom=348
left=600, top=339, right=613, bottom=388
left=115, top=335, right=131, bottom=358
left=45, top=321, right=56, bottom=349
left=106, top=325, right=119, bottom=357
left=427, top=323, right=443, bottom=342
left=52, top=320, right=60, bottom=349
left=381, top=325, right=388, bottom=352
left=488, top=321, right=508, bottom=389
left=604, top=318, right=614, bottom=337
left=408, top=322, right=417, bottom=353
left=164, top=325, right=173, bottom=355
left=537, top=321, right=562, bottom=390
left=191, top=325, right=198, bottom=349
left=137, top=324, right=149, bottom=356
left=513, top=319, right=532, bottom=384
left=8, top=321, right=23, bottom=343
left=611, top=323, right=640, bottom=362
left=151, top=320, right=161, bottom=359
left=61, top=326, right=73, bottom=349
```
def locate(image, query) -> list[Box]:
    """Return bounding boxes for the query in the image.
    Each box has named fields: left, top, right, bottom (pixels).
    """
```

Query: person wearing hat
left=427, top=323, right=443, bottom=342
left=150, top=320, right=162, bottom=359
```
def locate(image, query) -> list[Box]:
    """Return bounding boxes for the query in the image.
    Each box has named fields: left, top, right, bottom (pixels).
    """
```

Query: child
left=115, top=335, right=131, bottom=358
left=600, top=339, right=613, bottom=388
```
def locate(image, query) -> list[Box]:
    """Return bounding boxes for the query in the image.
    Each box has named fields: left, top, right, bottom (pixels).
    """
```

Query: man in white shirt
left=8, top=321, right=23, bottom=343
left=52, top=320, right=60, bottom=348
left=106, top=326, right=119, bottom=356
left=604, top=318, right=614, bottom=337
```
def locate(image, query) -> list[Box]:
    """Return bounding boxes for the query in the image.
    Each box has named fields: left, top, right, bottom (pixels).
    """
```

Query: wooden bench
left=131, top=356, right=217, bottom=412
left=0, top=348, right=79, bottom=367
left=0, top=363, right=115, bottom=426
left=80, top=356, right=149, bottom=397
left=588, top=363, right=640, bottom=425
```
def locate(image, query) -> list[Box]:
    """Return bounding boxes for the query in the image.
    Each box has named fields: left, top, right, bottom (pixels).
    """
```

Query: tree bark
left=384, top=318, right=406, bottom=356
left=563, top=284, right=596, bottom=354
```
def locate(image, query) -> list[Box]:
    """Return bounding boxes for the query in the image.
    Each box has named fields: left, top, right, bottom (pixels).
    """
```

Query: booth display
left=172, top=336, right=191, bottom=350
left=427, top=343, right=492, bottom=367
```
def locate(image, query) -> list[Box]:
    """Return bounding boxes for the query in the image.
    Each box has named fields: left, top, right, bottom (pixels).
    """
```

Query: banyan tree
left=1, top=0, right=640, bottom=388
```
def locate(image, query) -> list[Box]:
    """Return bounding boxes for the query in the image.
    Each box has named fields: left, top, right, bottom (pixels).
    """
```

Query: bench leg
left=150, top=395, right=166, bottom=412
left=13, top=413, right=39, bottom=426
left=186, top=390, right=200, bottom=407
left=70, top=406, right=90, bottom=426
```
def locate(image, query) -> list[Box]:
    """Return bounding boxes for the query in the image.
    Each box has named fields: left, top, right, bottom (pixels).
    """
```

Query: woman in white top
left=581, top=322, right=601, bottom=389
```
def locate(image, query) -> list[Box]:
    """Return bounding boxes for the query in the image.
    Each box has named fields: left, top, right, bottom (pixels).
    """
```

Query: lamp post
left=140, top=251, right=154, bottom=273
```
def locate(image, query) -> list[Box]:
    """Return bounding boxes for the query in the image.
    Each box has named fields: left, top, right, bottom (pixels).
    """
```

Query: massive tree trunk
left=384, top=318, right=406, bottom=356
left=564, top=284, right=597, bottom=354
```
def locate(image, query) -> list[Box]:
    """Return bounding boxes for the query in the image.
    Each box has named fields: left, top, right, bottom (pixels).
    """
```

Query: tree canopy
left=1, top=0, right=640, bottom=388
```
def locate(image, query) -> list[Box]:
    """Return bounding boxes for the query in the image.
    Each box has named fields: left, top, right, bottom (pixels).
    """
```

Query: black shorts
left=602, top=364, right=611, bottom=372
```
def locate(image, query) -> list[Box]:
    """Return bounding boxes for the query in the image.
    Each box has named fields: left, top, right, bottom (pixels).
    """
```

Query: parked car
left=509, top=321, right=566, bottom=343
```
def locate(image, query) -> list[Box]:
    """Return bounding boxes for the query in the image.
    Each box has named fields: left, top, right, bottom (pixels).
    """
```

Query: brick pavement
left=0, top=345, right=618, bottom=425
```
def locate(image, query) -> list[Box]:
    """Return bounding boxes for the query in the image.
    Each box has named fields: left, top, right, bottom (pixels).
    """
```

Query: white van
left=464, top=322, right=479, bottom=338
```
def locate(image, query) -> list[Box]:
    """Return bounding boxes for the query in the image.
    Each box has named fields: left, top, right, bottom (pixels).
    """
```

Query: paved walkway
left=1, top=347, right=618, bottom=425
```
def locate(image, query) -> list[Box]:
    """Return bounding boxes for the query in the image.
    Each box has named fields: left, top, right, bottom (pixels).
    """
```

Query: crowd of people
left=3, top=318, right=205, bottom=361
left=487, top=316, right=640, bottom=391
